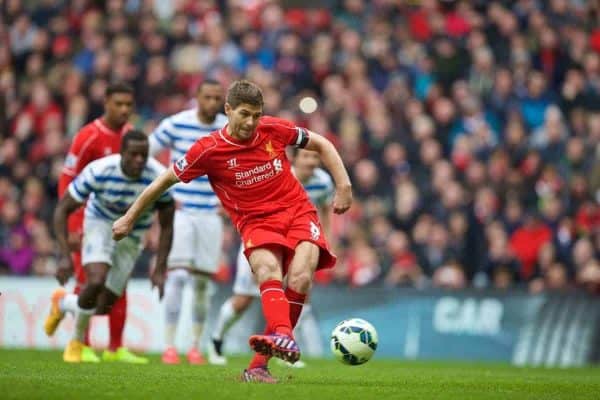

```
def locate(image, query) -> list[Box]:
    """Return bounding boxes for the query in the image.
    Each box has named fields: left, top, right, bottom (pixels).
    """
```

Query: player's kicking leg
left=244, top=247, right=300, bottom=370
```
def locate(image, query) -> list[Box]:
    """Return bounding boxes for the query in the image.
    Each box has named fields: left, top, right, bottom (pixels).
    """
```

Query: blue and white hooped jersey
left=149, top=109, right=227, bottom=213
left=301, top=167, right=334, bottom=208
left=68, top=154, right=173, bottom=239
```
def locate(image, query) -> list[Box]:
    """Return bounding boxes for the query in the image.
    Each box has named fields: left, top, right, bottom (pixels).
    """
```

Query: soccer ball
left=330, top=318, right=378, bottom=365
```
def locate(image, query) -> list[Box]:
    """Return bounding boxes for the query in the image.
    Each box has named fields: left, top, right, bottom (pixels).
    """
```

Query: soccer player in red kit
left=113, top=80, right=353, bottom=382
left=45, top=82, right=146, bottom=363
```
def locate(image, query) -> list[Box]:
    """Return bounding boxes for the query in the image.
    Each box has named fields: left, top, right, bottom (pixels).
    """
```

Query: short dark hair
left=226, top=80, right=263, bottom=109
left=197, top=79, right=221, bottom=93
left=121, top=130, right=148, bottom=151
left=106, top=82, right=134, bottom=98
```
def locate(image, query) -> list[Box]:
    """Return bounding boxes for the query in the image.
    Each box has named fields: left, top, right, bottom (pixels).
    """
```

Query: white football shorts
left=167, top=210, right=223, bottom=274
left=81, top=217, right=142, bottom=296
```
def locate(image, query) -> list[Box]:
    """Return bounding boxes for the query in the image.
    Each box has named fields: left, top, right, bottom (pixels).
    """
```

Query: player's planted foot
left=249, top=334, right=301, bottom=364
left=207, top=339, right=227, bottom=365
left=242, top=367, right=278, bottom=384
left=44, top=288, right=66, bottom=336
left=63, top=340, right=100, bottom=363
left=186, top=348, right=206, bottom=365
left=161, top=347, right=180, bottom=364
left=103, top=348, right=149, bottom=364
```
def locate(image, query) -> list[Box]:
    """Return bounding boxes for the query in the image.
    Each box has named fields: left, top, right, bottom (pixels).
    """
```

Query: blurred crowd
left=0, top=0, right=599, bottom=294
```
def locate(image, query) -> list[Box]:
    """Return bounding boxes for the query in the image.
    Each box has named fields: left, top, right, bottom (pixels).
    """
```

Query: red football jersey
left=173, top=116, right=314, bottom=231
left=58, top=118, right=132, bottom=197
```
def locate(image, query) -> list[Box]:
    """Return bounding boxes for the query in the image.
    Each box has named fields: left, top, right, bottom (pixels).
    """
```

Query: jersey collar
left=219, top=124, right=261, bottom=147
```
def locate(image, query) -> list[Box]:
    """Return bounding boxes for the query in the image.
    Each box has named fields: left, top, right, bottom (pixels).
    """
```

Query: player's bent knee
left=84, top=263, right=109, bottom=286
left=252, top=262, right=281, bottom=284
left=287, top=270, right=313, bottom=293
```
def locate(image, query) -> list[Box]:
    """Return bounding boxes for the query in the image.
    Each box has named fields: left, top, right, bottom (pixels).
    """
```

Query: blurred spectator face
left=566, top=138, right=585, bottom=163
left=546, top=263, right=568, bottom=290
left=383, top=142, right=407, bottom=169
left=1, top=138, right=19, bottom=165
left=452, top=80, right=471, bottom=104
left=494, top=68, right=513, bottom=95
left=170, top=13, right=189, bottom=37
left=474, top=187, right=498, bottom=220
left=541, top=196, right=562, bottom=222
left=354, top=159, right=379, bottom=191
left=527, top=72, right=546, bottom=97
left=23, top=178, right=45, bottom=214
left=31, top=80, right=52, bottom=110
left=419, top=139, right=442, bottom=167
left=493, top=266, right=514, bottom=289
left=432, top=97, right=456, bottom=125
left=25, top=53, right=44, bottom=77
left=241, top=31, right=261, bottom=54
left=587, top=113, right=600, bottom=141
left=433, top=261, right=466, bottom=290
left=429, top=223, right=449, bottom=249
left=104, top=90, right=134, bottom=127
left=1, top=200, right=20, bottom=226
left=442, top=181, right=465, bottom=210
left=448, top=212, right=467, bottom=238
left=411, top=115, right=434, bottom=141
left=395, top=181, right=420, bottom=219
left=451, top=136, right=473, bottom=171
left=572, top=238, right=594, bottom=268
left=386, top=230, right=410, bottom=256
left=432, top=160, right=455, bottom=193
left=537, top=242, right=556, bottom=271
left=569, top=174, right=589, bottom=199
left=504, top=198, right=523, bottom=224
left=261, top=3, right=285, bottom=30
left=583, top=53, right=599, bottom=77
left=108, top=12, right=128, bottom=36
left=465, top=160, right=486, bottom=188
left=412, top=214, right=433, bottom=244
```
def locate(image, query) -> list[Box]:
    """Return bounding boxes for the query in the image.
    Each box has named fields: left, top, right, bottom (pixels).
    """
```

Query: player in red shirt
left=46, top=82, right=145, bottom=363
left=113, top=80, right=353, bottom=382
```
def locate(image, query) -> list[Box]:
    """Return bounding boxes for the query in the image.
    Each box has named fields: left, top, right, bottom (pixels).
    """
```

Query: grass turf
left=1, top=349, right=599, bottom=399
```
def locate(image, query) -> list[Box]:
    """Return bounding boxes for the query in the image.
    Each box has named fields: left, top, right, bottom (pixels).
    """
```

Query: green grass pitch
left=1, top=349, right=599, bottom=399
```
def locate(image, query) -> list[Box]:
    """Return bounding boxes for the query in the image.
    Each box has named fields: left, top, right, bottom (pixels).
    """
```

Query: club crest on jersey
left=175, top=157, right=188, bottom=171
left=265, top=140, right=277, bottom=158
left=227, top=158, right=238, bottom=169
left=310, top=221, right=320, bottom=240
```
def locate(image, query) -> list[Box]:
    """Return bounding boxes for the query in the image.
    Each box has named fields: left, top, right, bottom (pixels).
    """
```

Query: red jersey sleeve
left=58, top=128, right=99, bottom=197
left=172, top=135, right=218, bottom=183
left=260, top=116, right=310, bottom=148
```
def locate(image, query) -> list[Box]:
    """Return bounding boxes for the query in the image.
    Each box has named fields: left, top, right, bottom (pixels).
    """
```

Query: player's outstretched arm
left=112, top=168, right=179, bottom=241
left=151, top=199, right=175, bottom=299
left=53, top=193, right=83, bottom=284
left=304, top=132, right=353, bottom=214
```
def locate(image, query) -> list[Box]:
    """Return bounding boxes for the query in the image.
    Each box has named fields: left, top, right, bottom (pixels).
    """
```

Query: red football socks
left=259, top=280, right=293, bottom=337
left=108, top=292, right=127, bottom=351
left=285, top=287, right=307, bottom=328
